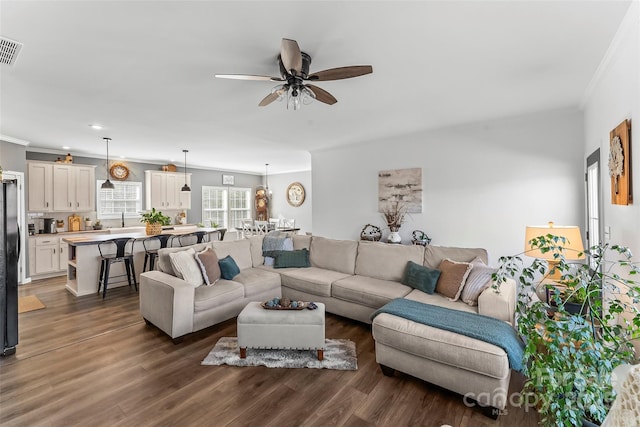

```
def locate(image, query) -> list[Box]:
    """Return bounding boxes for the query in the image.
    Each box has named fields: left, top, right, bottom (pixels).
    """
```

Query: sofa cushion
left=274, top=249, right=311, bottom=269
left=435, top=259, right=473, bottom=301
left=211, top=239, right=253, bottom=270
left=404, top=289, right=478, bottom=315
left=169, top=248, right=204, bottom=287
left=232, top=267, right=281, bottom=298
left=355, top=241, right=424, bottom=282
left=157, top=243, right=209, bottom=276
left=461, top=259, right=497, bottom=306
left=194, top=280, right=245, bottom=312
left=332, top=275, right=412, bottom=309
left=195, top=247, right=221, bottom=286
left=424, top=245, right=488, bottom=269
left=309, top=236, right=358, bottom=275
left=280, top=267, right=351, bottom=297
left=218, top=255, right=240, bottom=280
left=402, top=261, right=440, bottom=294
left=293, top=234, right=312, bottom=250
left=248, top=235, right=265, bottom=267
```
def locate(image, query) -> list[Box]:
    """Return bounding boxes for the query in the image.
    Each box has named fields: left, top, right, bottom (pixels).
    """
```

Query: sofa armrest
left=140, top=271, right=195, bottom=339
left=477, top=278, right=516, bottom=325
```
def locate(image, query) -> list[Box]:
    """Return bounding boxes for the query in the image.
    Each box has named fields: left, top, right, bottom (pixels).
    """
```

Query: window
left=96, top=181, right=142, bottom=219
left=202, top=186, right=251, bottom=229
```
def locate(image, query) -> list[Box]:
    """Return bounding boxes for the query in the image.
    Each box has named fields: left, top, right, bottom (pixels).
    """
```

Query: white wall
left=583, top=1, right=639, bottom=255
left=264, top=170, right=312, bottom=235
left=311, top=108, right=585, bottom=264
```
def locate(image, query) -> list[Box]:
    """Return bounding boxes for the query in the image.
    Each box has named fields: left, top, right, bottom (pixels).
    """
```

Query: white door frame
left=4, top=170, right=29, bottom=284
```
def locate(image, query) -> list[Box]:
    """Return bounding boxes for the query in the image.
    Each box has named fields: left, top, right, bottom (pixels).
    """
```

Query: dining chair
left=268, top=218, right=281, bottom=230
left=254, top=220, right=268, bottom=235
left=283, top=218, right=295, bottom=229
left=241, top=219, right=255, bottom=239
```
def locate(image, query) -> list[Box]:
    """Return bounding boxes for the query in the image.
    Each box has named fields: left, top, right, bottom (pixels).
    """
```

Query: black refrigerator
left=1, top=179, right=19, bottom=356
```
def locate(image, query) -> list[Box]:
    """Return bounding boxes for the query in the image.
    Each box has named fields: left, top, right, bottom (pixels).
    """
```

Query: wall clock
left=286, top=182, right=305, bottom=207
left=609, top=119, right=632, bottom=206
left=110, top=163, right=130, bottom=180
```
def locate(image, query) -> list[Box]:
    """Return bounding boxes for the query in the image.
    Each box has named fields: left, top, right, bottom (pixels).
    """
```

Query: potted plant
left=84, top=217, right=93, bottom=228
left=93, top=220, right=102, bottom=230
left=381, top=201, right=407, bottom=243
left=140, top=208, right=171, bottom=235
left=493, top=235, right=640, bottom=426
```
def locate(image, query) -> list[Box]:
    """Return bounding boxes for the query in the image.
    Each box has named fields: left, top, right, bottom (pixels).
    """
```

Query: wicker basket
left=146, top=223, right=163, bottom=236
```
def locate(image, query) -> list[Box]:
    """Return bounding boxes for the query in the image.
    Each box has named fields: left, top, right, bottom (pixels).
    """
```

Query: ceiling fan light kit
left=216, top=38, right=372, bottom=110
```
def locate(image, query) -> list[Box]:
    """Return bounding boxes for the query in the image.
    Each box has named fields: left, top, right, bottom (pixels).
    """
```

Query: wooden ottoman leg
left=317, top=349, right=324, bottom=361
left=240, top=347, right=247, bottom=359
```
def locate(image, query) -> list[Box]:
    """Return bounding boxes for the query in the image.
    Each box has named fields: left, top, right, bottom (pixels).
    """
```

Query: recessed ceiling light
left=89, top=124, right=103, bottom=130
left=62, top=146, right=70, bottom=150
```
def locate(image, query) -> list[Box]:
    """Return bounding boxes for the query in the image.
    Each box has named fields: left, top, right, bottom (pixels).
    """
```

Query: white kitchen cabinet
left=145, top=171, right=191, bottom=210
left=33, top=236, right=60, bottom=275
left=28, top=162, right=96, bottom=212
left=59, top=240, right=69, bottom=269
left=28, top=162, right=53, bottom=211
left=53, top=164, right=96, bottom=212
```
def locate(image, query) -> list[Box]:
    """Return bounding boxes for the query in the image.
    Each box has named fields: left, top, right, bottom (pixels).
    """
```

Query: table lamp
left=524, top=221, right=585, bottom=280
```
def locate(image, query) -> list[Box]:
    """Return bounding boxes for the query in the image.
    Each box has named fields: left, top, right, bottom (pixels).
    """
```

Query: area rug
left=18, top=295, right=46, bottom=314
left=202, top=337, right=357, bottom=370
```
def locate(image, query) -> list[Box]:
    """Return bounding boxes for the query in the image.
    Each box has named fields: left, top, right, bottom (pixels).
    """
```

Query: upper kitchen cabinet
left=145, top=170, right=191, bottom=210
left=28, top=161, right=96, bottom=212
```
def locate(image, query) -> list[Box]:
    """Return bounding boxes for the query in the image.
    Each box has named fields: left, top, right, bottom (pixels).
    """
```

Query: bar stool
left=178, top=231, right=208, bottom=247
left=97, top=237, right=137, bottom=299
left=142, top=234, right=174, bottom=272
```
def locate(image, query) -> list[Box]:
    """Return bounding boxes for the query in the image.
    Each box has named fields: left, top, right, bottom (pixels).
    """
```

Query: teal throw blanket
left=371, top=298, right=524, bottom=373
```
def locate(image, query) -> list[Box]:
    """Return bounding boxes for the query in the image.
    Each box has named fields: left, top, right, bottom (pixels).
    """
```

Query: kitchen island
left=61, top=227, right=226, bottom=297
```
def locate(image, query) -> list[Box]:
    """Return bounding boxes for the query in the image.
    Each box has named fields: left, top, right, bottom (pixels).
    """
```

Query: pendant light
left=101, top=137, right=115, bottom=189
left=265, top=163, right=272, bottom=198
left=181, top=149, right=191, bottom=192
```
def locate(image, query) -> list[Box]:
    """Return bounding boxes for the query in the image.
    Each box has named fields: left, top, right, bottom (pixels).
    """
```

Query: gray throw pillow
left=401, top=261, right=440, bottom=294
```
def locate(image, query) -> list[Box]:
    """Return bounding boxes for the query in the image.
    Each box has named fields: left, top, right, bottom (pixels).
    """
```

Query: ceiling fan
left=215, top=38, right=373, bottom=110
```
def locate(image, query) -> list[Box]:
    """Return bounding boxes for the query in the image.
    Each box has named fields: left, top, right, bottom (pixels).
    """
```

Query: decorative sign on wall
left=222, top=174, right=234, bottom=185
left=378, top=167, right=422, bottom=213
left=608, top=119, right=632, bottom=205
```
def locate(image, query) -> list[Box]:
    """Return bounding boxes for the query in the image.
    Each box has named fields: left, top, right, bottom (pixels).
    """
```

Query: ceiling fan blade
left=215, top=74, right=283, bottom=82
left=258, top=92, right=280, bottom=107
left=280, top=38, right=302, bottom=75
left=306, top=84, right=337, bottom=105
left=307, top=65, right=373, bottom=81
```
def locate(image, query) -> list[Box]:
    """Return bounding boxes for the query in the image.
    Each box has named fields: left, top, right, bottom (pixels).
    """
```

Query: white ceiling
left=0, top=1, right=631, bottom=175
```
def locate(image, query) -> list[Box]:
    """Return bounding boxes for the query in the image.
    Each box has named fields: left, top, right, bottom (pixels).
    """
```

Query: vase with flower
left=381, top=201, right=407, bottom=244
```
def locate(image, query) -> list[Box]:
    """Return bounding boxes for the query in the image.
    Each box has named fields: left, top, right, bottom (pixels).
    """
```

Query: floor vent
left=0, top=37, right=23, bottom=66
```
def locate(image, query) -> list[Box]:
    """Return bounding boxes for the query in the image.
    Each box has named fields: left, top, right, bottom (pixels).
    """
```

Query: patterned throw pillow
left=218, top=255, right=240, bottom=280
left=273, top=249, right=311, bottom=269
left=169, top=248, right=204, bottom=287
left=195, top=247, right=221, bottom=286
left=401, top=261, right=441, bottom=294
left=435, top=258, right=473, bottom=301
left=460, top=258, right=497, bottom=306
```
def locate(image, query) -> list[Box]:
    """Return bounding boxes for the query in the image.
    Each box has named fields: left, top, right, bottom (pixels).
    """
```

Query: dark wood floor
left=0, top=276, right=539, bottom=427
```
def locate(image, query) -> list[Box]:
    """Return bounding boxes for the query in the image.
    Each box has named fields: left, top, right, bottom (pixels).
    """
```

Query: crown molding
left=0, top=134, right=31, bottom=146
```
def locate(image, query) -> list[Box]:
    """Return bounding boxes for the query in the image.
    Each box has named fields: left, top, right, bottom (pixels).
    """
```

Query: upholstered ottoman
left=237, top=301, right=326, bottom=360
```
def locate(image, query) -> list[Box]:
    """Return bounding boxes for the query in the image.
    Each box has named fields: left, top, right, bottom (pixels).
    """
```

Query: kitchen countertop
left=30, top=224, right=201, bottom=237
left=62, top=227, right=226, bottom=246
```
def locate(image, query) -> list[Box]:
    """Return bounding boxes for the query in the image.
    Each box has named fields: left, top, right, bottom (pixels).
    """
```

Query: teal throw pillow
left=402, top=261, right=440, bottom=294
left=218, top=255, right=240, bottom=280
left=274, top=249, right=311, bottom=269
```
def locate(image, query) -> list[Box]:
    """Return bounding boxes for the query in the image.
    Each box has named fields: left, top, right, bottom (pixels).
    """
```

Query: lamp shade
left=524, top=222, right=585, bottom=260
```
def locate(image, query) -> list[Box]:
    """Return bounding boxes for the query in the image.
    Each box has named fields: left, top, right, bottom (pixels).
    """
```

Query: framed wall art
left=222, top=174, right=234, bottom=185
left=609, top=119, right=632, bottom=205
left=378, top=167, right=422, bottom=213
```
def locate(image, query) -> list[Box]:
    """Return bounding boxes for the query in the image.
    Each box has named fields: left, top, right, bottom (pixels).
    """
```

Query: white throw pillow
left=169, top=248, right=204, bottom=287
left=461, top=258, right=497, bottom=306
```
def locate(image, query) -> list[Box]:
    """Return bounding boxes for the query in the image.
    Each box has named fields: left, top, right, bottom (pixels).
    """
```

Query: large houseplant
left=493, top=235, right=640, bottom=426
left=140, top=208, right=171, bottom=235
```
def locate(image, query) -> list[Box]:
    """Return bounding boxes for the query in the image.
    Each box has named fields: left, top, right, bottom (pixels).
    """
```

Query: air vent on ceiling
left=0, top=37, right=23, bottom=66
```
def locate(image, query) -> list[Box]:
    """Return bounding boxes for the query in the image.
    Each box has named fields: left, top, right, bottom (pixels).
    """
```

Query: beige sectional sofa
left=139, top=233, right=517, bottom=413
